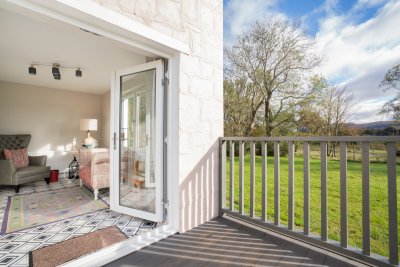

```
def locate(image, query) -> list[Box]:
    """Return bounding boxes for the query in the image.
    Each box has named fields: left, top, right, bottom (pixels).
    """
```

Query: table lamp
left=80, top=119, right=98, bottom=148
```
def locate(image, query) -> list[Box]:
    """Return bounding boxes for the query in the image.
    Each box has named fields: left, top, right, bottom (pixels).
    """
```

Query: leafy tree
left=379, top=64, right=400, bottom=120
left=296, top=107, right=325, bottom=136
left=224, top=79, right=261, bottom=136
left=224, top=17, right=320, bottom=136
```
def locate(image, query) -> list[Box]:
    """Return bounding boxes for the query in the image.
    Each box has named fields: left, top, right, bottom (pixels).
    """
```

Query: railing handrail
left=219, top=136, right=399, bottom=267
left=221, top=136, right=400, bottom=142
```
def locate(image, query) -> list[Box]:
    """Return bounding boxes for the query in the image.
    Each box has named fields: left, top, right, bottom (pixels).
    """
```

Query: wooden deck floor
left=105, top=216, right=368, bottom=267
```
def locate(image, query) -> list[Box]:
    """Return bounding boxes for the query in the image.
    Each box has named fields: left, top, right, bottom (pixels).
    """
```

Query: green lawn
left=225, top=155, right=400, bottom=258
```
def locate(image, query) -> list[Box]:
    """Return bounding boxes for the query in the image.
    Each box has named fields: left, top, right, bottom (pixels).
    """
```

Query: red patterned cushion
left=3, top=148, right=29, bottom=168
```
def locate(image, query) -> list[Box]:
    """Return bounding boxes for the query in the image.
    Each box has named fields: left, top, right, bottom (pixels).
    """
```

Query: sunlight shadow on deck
left=106, top=217, right=359, bottom=267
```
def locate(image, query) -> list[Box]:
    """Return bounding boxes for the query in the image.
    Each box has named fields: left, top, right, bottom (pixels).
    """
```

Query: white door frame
left=111, top=60, right=164, bottom=222
left=0, top=0, right=186, bottom=265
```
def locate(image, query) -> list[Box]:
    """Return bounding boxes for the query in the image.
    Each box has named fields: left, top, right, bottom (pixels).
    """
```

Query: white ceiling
left=0, top=8, right=146, bottom=95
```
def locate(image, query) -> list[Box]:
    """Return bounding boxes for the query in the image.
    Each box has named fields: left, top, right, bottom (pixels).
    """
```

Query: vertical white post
left=387, top=143, right=398, bottom=265
left=321, top=142, right=328, bottom=242
left=288, top=141, right=294, bottom=230
left=274, top=142, right=280, bottom=226
left=304, top=141, right=310, bottom=235
left=239, top=141, right=244, bottom=215
left=220, top=139, right=226, bottom=215
left=230, top=141, right=235, bottom=211
left=340, top=142, right=348, bottom=248
left=361, top=142, right=370, bottom=256
left=250, top=141, right=255, bottom=218
left=262, top=141, right=268, bottom=221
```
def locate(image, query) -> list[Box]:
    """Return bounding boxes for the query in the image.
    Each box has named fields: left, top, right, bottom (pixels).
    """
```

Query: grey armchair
left=0, top=134, right=50, bottom=193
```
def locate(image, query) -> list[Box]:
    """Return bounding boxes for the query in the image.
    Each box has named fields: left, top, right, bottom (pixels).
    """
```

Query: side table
left=68, top=155, right=79, bottom=179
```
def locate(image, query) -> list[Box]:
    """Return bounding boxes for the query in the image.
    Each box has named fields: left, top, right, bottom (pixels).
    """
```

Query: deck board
left=105, top=217, right=368, bottom=267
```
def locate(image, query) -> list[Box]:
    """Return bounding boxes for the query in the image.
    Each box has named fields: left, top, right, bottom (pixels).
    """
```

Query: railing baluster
left=239, top=141, right=244, bottom=214
left=288, top=141, right=294, bottom=230
left=386, top=142, right=398, bottom=265
left=250, top=141, right=255, bottom=218
left=321, top=142, right=328, bottom=242
left=262, top=141, right=267, bottom=221
left=220, top=139, right=226, bottom=214
left=219, top=136, right=400, bottom=267
left=361, top=142, right=370, bottom=256
left=230, top=141, right=235, bottom=211
left=274, top=142, right=280, bottom=225
left=340, top=142, right=348, bottom=248
left=304, top=141, right=310, bottom=235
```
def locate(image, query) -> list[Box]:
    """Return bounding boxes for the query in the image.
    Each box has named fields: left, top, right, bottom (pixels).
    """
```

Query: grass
left=226, top=154, right=400, bottom=258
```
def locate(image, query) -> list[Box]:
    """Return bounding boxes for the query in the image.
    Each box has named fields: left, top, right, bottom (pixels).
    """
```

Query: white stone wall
left=90, top=0, right=223, bottom=232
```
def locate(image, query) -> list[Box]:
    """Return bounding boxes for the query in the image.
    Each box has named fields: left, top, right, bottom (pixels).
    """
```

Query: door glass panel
left=119, top=69, right=156, bottom=213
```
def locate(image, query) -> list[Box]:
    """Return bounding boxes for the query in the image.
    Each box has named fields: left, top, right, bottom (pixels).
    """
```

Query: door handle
left=113, top=132, right=117, bottom=150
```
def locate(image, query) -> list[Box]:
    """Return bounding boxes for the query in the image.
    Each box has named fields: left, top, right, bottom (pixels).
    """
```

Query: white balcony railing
left=219, top=136, right=400, bottom=267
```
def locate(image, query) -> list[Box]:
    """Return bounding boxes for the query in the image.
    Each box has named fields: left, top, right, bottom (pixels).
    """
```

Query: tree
left=224, top=80, right=255, bottom=136
left=380, top=64, right=400, bottom=90
left=379, top=64, right=400, bottom=120
left=296, top=107, right=325, bottom=136
left=224, top=18, right=320, bottom=136
left=316, top=80, right=356, bottom=156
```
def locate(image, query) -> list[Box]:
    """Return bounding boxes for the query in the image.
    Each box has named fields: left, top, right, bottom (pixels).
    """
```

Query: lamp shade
left=80, top=119, right=97, bottom=131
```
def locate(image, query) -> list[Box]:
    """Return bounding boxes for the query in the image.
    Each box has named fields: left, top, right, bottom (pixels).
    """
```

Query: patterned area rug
left=120, top=186, right=155, bottom=213
left=1, top=186, right=108, bottom=235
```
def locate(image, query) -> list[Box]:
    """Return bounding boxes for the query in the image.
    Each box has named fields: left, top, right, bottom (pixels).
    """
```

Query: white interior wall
left=0, top=81, right=103, bottom=173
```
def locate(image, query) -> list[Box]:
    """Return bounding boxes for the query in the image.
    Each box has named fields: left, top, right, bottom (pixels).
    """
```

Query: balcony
left=220, top=136, right=399, bottom=267
left=106, top=216, right=367, bottom=266
left=108, top=136, right=398, bottom=267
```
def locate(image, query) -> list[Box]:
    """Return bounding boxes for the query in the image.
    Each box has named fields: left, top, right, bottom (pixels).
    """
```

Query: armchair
left=0, top=134, right=50, bottom=193
left=79, top=148, right=110, bottom=200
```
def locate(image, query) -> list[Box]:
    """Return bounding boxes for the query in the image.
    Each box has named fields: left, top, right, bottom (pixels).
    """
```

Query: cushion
left=3, top=148, right=29, bottom=168
left=0, top=134, right=31, bottom=160
left=94, top=157, right=109, bottom=165
left=14, top=166, right=50, bottom=179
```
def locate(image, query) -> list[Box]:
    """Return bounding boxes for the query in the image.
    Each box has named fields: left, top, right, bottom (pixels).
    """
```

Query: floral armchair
left=79, top=148, right=109, bottom=200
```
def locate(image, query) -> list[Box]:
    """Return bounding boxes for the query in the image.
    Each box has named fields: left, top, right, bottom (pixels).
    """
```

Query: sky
left=223, top=0, right=400, bottom=123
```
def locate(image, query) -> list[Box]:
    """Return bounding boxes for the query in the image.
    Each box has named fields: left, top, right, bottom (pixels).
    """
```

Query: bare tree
left=379, top=63, right=400, bottom=120
left=380, top=63, right=400, bottom=90
left=318, top=85, right=355, bottom=156
left=224, top=17, right=320, bottom=136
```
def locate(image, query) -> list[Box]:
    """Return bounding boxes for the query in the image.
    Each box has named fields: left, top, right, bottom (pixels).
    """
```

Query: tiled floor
left=0, top=178, right=157, bottom=267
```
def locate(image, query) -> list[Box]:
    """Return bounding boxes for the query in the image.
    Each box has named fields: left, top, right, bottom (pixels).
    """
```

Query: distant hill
left=346, top=121, right=400, bottom=130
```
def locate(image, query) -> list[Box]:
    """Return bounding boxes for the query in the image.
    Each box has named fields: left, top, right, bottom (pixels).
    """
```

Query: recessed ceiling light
left=28, top=65, right=36, bottom=75
left=76, top=68, right=82, bottom=77
left=52, top=64, right=61, bottom=80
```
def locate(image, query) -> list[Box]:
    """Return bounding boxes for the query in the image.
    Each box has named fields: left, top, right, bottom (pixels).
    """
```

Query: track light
left=52, top=64, right=61, bottom=80
left=75, top=68, right=82, bottom=77
left=28, top=63, right=82, bottom=80
left=28, top=65, right=36, bottom=75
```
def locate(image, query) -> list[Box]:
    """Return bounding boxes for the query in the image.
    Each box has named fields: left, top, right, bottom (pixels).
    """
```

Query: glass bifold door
left=111, top=60, right=164, bottom=222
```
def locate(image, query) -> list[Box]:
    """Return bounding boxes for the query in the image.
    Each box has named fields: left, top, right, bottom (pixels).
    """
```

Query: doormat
left=1, top=186, right=108, bottom=235
left=29, top=225, right=127, bottom=267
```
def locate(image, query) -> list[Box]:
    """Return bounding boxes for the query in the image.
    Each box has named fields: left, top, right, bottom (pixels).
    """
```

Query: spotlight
left=52, top=65, right=61, bottom=80
left=75, top=68, right=82, bottom=77
left=28, top=65, right=36, bottom=75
